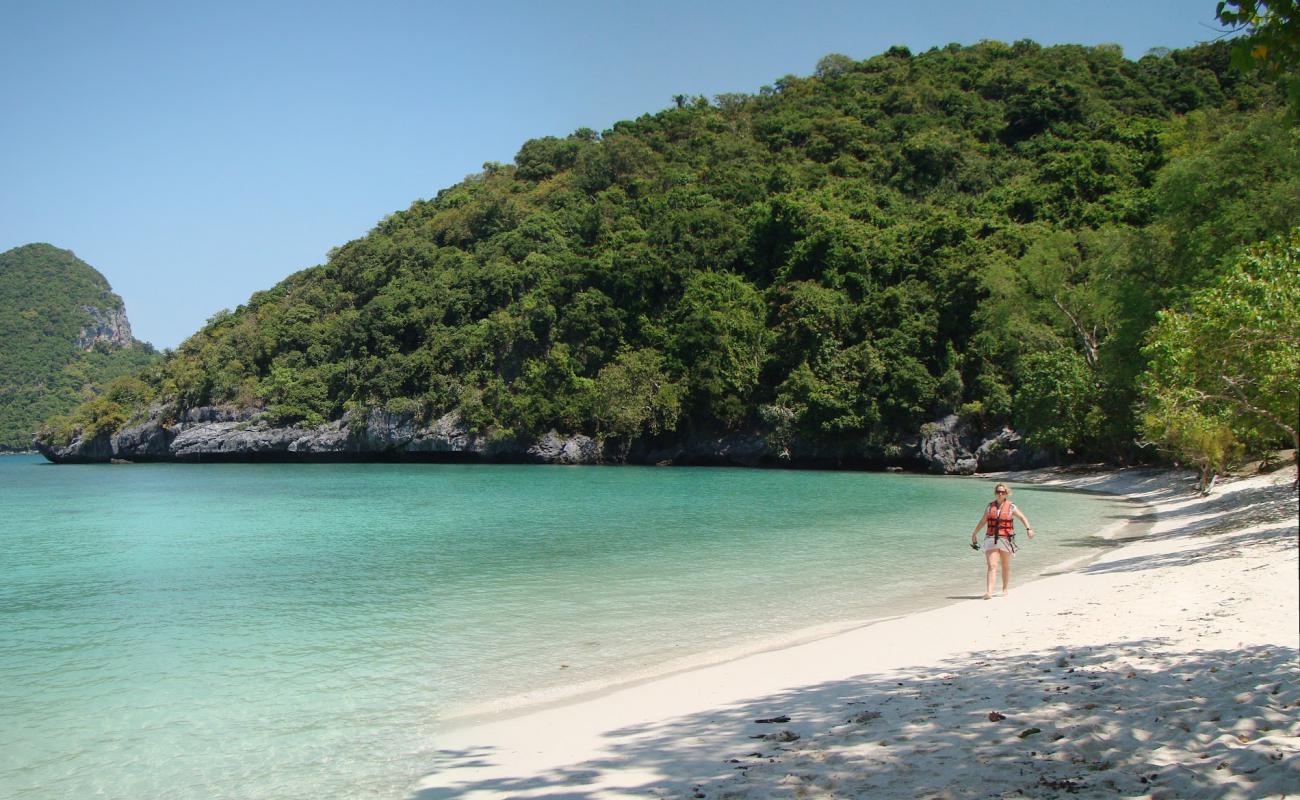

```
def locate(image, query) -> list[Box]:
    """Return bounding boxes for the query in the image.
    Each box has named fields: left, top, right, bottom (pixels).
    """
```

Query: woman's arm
left=971, top=513, right=987, bottom=543
left=1014, top=507, right=1035, bottom=539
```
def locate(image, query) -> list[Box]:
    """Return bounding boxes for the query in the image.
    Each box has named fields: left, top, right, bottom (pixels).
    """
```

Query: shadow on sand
left=415, top=639, right=1298, bottom=799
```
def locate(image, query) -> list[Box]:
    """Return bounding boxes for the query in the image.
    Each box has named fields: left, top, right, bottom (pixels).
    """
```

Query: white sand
left=412, top=467, right=1299, bottom=799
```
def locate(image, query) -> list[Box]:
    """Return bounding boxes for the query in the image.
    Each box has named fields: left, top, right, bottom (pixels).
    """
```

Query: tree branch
left=1217, top=375, right=1299, bottom=443
left=1052, top=295, right=1099, bottom=370
left=1188, top=382, right=1299, bottom=445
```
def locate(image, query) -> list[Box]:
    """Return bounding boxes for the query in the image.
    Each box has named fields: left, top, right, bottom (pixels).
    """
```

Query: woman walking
left=970, top=483, right=1035, bottom=599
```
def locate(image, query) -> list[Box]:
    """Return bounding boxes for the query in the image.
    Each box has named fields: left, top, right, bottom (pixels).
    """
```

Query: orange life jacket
left=986, top=501, right=1016, bottom=540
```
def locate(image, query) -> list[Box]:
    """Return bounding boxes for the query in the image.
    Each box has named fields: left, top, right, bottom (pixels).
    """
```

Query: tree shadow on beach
left=1010, top=469, right=1199, bottom=504
left=1059, top=479, right=1296, bottom=556
left=414, top=636, right=1299, bottom=799
left=1130, top=481, right=1298, bottom=526
left=1081, top=524, right=1296, bottom=575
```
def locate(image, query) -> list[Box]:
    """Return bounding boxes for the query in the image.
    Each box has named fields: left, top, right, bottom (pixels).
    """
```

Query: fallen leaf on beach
left=1018, top=727, right=1043, bottom=738
left=754, top=715, right=790, bottom=724
left=988, top=711, right=1007, bottom=722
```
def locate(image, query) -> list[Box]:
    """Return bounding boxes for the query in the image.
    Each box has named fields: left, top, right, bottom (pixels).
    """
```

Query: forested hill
left=0, top=244, right=159, bottom=450
left=40, top=41, right=1300, bottom=465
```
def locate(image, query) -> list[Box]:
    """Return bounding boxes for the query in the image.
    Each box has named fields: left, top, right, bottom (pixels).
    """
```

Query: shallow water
left=0, top=455, right=1134, bottom=799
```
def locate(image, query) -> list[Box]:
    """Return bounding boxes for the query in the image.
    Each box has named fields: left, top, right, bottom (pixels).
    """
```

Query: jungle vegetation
left=0, top=244, right=159, bottom=449
left=40, top=39, right=1300, bottom=466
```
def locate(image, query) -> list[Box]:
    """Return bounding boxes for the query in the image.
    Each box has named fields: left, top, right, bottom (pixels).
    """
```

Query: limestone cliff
left=74, top=303, right=136, bottom=351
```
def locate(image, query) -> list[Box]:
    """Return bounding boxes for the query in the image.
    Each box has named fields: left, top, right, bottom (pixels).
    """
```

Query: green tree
left=1153, top=110, right=1300, bottom=296
left=1217, top=0, right=1300, bottom=114
left=1140, top=228, right=1300, bottom=483
left=665, top=271, right=768, bottom=425
left=985, top=228, right=1128, bottom=370
left=593, top=348, right=683, bottom=457
left=1013, top=349, right=1100, bottom=451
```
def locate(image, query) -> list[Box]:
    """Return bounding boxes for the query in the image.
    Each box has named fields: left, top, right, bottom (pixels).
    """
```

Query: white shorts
left=982, top=536, right=1015, bottom=554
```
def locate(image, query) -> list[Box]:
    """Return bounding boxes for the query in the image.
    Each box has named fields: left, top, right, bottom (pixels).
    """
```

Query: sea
left=0, top=453, right=1137, bottom=799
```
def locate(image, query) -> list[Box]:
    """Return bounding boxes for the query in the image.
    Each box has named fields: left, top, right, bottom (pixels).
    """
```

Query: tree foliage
left=1140, top=228, right=1300, bottom=479
left=593, top=348, right=683, bottom=450
left=1217, top=0, right=1300, bottom=114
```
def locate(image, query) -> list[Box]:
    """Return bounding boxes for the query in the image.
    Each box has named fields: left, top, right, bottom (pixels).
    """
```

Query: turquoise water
left=0, top=455, right=1134, bottom=799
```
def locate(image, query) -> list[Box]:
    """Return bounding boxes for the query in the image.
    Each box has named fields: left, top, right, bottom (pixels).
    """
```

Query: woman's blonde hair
left=994, top=483, right=1011, bottom=496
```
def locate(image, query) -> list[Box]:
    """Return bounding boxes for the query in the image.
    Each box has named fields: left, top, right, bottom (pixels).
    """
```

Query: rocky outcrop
left=38, top=404, right=793, bottom=467
left=111, top=419, right=172, bottom=457
left=35, top=406, right=607, bottom=465
left=35, top=405, right=1049, bottom=473
left=525, top=431, right=601, bottom=464
left=75, top=303, right=135, bottom=351
left=408, top=411, right=484, bottom=454
left=908, top=415, right=1054, bottom=475
left=169, top=419, right=312, bottom=458
left=975, top=426, right=1053, bottom=472
left=916, top=414, right=980, bottom=475
left=37, top=429, right=114, bottom=463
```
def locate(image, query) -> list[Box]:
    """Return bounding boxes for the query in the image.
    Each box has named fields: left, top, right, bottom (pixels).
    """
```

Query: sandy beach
left=413, top=465, right=1299, bottom=800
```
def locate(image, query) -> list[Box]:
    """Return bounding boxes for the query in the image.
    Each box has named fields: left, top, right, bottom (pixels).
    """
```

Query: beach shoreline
left=412, top=465, right=1299, bottom=799
left=436, top=473, right=1151, bottom=729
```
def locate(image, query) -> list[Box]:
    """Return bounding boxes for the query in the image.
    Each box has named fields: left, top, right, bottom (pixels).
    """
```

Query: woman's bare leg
left=984, top=550, right=1000, bottom=599
left=1000, top=552, right=1012, bottom=595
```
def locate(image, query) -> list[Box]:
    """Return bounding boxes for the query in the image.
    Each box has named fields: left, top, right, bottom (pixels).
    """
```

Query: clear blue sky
left=1, top=0, right=1225, bottom=349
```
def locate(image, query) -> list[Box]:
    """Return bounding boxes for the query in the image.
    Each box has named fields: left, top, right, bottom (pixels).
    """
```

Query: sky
left=1, top=0, right=1228, bottom=350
